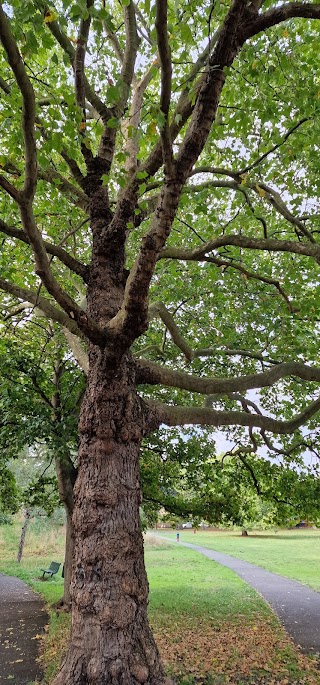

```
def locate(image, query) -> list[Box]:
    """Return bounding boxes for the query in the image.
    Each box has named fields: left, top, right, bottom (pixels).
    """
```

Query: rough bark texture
left=52, top=186, right=167, bottom=685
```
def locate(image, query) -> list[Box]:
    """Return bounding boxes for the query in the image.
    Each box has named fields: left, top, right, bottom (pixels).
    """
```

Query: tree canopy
left=0, top=1, right=320, bottom=683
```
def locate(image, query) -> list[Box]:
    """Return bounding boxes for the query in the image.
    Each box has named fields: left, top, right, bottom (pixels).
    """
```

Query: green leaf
left=138, top=183, right=147, bottom=194
left=106, top=117, right=119, bottom=129
left=136, top=170, right=148, bottom=180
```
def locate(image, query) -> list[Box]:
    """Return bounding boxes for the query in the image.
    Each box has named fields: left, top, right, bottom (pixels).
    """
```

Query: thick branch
left=151, top=395, right=320, bottom=434
left=75, top=2, right=93, bottom=112
left=118, top=2, right=139, bottom=114
left=108, top=1, right=248, bottom=347
left=175, top=0, right=248, bottom=184
left=0, top=4, right=37, bottom=199
left=136, top=357, right=320, bottom=394
left=74, top=0, right=94, bottom=165
left=62, top=328, right=89, bottom=374
left=107, top=179, right=182, bottom=345
left=0, top=174, right=20, bottom=203
left=155, top=0, right=174, bottom=174
left=98, top=2, right=138, bottom=166
left=14, top=202, right=103, bottom=342
left=140, top=39, right=212, bottom=178
left=244, top=2, right=320, bottom=40
left=159, top=233, right=320, bottom=264
left=148, top=301, right=193, bottom=361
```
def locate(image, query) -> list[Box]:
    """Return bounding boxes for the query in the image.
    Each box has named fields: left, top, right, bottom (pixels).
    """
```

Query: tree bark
left=52, top=185, right=168, bottom=685
left=52, top=353, right=167, bottom=685
left=17, top=508, right=30, bottom=563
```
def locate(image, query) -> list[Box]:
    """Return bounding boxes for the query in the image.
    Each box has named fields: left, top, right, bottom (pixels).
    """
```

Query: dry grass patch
left=144, top=533, right=173, bottom=548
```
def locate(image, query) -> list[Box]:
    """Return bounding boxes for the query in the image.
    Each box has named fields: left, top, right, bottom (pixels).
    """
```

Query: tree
left=0, top=1, right=320, bottom=682
left=0, top=329, right=81, bottom=604
left=142, top=430, right=320, bottom=531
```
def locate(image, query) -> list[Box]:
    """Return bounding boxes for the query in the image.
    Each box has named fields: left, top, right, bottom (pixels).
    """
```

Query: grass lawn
left=0, top=521, right=319, bottom=684
left=155, top=529, right=320, bottom=591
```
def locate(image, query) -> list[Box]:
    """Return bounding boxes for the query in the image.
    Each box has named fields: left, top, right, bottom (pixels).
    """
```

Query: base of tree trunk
left=52, top=598, right=71, bottom=612
left=52, top=646, right=174, bottom=685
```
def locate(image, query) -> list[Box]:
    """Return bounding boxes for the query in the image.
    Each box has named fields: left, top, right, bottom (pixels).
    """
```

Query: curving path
left=164, top=538, right=320, bottom=655
left=0, top=573, right=47, bottom=684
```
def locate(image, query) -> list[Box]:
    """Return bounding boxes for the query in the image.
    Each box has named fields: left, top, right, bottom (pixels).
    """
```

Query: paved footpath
left=0, top=573, right=48, bottom=684
left=167, top=539, right=320, bottom=655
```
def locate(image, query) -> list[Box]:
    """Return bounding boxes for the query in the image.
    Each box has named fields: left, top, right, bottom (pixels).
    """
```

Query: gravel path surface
left=0, top=573, right=48, bottom=684
left=172, top=539, right=320, bottom=655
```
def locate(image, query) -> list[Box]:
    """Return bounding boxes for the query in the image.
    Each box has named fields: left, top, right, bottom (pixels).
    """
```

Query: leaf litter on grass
left=151, top=613, right=320, bottom=685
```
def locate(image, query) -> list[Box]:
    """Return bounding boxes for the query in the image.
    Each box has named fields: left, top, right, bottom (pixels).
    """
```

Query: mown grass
left=155, top=529, right=320, bottom=591
left=0, top=523, right=319, bottom=684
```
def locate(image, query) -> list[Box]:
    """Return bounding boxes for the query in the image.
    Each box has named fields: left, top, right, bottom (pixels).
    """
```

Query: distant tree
left=0, top=1, right=320, bottom=682
left=0, top=330, right=81, bottom=605
left=142, top=430, right=320, bottom=531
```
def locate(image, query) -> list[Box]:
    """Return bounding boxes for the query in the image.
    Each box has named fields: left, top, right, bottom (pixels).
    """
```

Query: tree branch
left=159, top=233, right=320, bottom=264
left=107, top=178, right=182, bottom=346
left=203, top=254, right=294, bottom=312
left=122, top=64, right=157, bottom=175
left=238, top=117, right=312, bottom=175
left=0, top=174, right=20, bottom=203
left=175, top=0, right=248, bottom=184
left=38, top=167, right=89, bottom=211
left=62, top=328, right=89, bottom=374
left=0, top=276, right=85, bottom=338
left=43, top=4, right=111, bottom=125
left=0, top=4, right=37, bottom=200
left=148, top=301, right=193, bottom=361
left=244, top=2, right=320, bottom=41
left=98, top=2, right=138, bottom=166
left=150, top=395, right=320, bottom=434
left=74, top=0, right=94, bottom=165
left=155, top=0, right=174, bottom=175
left=0, top=218, right=89, bottom=281
left=136, top=357, right=320, bottom=395
left=118, top=2, right=139, bottom=114
left=107, top=1, right=249, bottom=347
left=139, top=38, right=212, bottom=178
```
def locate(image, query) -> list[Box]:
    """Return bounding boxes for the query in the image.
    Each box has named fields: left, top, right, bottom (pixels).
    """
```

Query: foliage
left=142, top=430, right=320, bottom=529
left=0, top=462, right=19, bottom=514
left=1, top=0, right=320, bottom=680
left=0, top=2, right=319, bottom=449
left=0, top=331, right=81, bottom=515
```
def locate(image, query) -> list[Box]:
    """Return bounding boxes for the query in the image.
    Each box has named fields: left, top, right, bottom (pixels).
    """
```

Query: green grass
left=0, top=523, right=319, bottom=684
left=154, top=529, right=320, bottom=591
left=146, top=537, right=269, bottom=623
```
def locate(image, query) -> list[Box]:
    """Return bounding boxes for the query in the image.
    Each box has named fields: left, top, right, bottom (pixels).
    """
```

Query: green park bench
left=40, top=561, right=61, bottom=579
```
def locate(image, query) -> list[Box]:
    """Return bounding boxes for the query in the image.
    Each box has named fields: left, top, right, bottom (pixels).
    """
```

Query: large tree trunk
left=52, top=353, right=166, bottom=685
left=52, top=187, right=168, bottom=685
